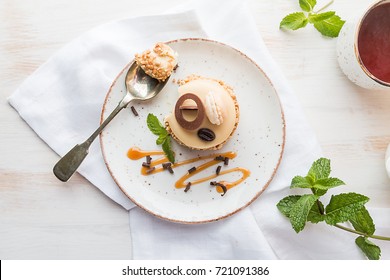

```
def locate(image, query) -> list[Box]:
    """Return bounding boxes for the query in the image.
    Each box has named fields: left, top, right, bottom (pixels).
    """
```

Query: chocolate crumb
left=210, top=181, right=217, bottom=186
left=224, top=157, right=229, bottom=165
left=188, top=166, right=197, bottom=174
left=219, top=184, right=227, bottom=196
left=214, top=182, right=227, bottom=196
left=184, top=182, right=191, bottom=192
left=162, top=162, right=174, bottom=174
left=146, top=167, right=155, bottom=174
left=130, top=106, right=139, bottom=116
left=146, top=155, right=152, bottom=164
left=216, top=165, right=222, bottom=175
left=162, top=162, right=171, bottom=169
left=215, top=155, right=225, bottom=161
left=142, top=162, right=151, bottom=168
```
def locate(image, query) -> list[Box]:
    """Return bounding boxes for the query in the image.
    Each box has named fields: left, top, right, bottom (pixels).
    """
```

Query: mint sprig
left=280, top=0, right=345, bottom=37
left=277, top=158, right=390, bottom=260
left=146, top=113, right=175, bottom=163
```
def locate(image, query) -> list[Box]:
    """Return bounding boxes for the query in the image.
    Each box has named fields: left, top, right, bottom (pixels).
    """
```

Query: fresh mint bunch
left=280, top=0, right=345, bottom=37
left=277, top=158, right=390, bottom=260
left=146, top=113, right=175, bottom=163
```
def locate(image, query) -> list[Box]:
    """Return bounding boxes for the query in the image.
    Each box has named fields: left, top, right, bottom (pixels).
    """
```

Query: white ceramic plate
left=100, top=38, right=285, bottom=223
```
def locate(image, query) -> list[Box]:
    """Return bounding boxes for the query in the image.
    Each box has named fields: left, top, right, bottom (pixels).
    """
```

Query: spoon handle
left=53, top=95, right=132, bottom=182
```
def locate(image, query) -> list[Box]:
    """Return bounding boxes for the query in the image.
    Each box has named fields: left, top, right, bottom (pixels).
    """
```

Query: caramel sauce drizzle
left=127, top=147, right=250, bottom=194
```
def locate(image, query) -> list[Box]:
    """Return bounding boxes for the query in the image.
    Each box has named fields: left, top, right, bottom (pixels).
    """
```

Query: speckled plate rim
left=99, top=38, right=286, bottom=224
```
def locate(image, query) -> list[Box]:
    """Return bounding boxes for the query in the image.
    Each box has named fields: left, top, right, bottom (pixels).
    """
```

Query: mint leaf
left=147, top=113, right=175, bottom=163
left=277, top=195, right=302, bottom=218
left=277, top=195, right=325, bottom=224
left=299, top=0, right=317, bottom=12
left=308, top=11, right=335, bottom=23
left=312, top=188, right=328, bottom=197
left=355, top=237, right=381, bottom=260
left=325, top=193, right=369, bottom=225
left=313, top=15, right=345, bottom=37
left=147, top=113, right=166, bottom=136
left=308, top=158, right=331, bottom=181
left=162, top=137, right=175, bottom=163
left=313, top=177, right=345, bottom=190
left=307, top=200, right=325, bottom=223
left=289, top=194, right=319, bottom=233
left=156, top=135, right=166, bottom=145
left=349, top=207, right=376, bottom=236
left=280, top=12, right=308, bottom=30
left=291, top=176, right=312, bottom=189
left=291, top=160, right=344, bottom=193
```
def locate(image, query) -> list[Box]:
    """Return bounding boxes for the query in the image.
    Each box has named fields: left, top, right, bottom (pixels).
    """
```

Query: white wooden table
left=1, top=0, right=389, bottom=259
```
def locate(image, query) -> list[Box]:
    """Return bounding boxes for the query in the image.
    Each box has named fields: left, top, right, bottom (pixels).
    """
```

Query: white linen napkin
left=8, top=0, right=390, bottom=259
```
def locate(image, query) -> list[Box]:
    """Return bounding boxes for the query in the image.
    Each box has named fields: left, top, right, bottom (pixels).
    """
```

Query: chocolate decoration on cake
left=174, top=93, right=205, bottom=130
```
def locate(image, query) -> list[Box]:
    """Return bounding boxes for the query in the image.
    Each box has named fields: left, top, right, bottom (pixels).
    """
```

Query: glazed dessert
left=127, top=44, right=249, bottom=196
left=134, top=42, right=178, bottom=81
left=165, top=75, right=239, bottom=150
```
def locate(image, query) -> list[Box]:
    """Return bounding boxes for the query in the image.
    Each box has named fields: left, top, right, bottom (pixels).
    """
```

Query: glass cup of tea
left=337, top=0, right=390, bottom=90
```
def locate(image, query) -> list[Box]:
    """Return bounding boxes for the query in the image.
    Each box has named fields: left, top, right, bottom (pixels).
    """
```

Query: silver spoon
left=53, top=62, right=169, bottom=182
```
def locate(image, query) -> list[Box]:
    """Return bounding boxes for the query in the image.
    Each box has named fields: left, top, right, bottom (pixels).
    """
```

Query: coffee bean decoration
left=174, top=93, right=205, bottom=130
left=197, top=128, right=215, bottom=141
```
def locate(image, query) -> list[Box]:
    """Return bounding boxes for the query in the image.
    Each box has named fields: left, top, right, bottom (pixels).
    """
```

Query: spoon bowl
left=53, top=61, right=169, bottom=182
left=126, top=62, right=168, bottom=100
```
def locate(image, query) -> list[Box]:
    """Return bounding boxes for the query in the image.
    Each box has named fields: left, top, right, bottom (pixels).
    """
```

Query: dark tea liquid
left=357, top=2, right=390, bottom=83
